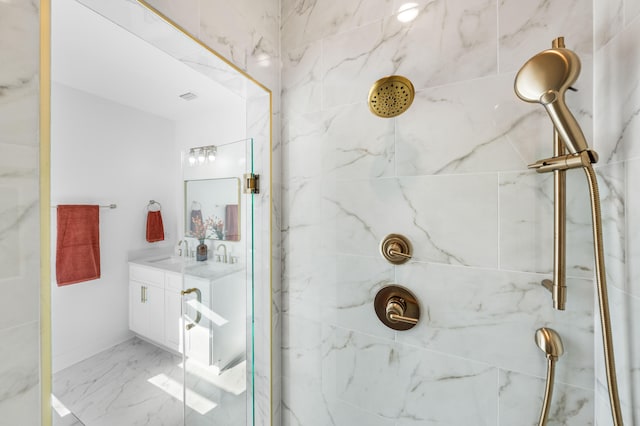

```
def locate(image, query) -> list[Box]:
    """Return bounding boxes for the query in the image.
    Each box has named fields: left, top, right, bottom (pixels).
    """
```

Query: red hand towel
left=224, top=204, right=239, bottom=241
left=56, top=205, right=100, bottom=286
left=146, top=210, right=165, bottom=242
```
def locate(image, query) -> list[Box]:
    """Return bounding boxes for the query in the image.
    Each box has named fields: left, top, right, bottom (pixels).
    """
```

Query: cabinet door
left=129, top=281, right=164, bottom=344
left=164, top=290, right=182, bottom=352
left=129, top=281, right=147, bottom=335
left=145, top=284, right=164, bottom=344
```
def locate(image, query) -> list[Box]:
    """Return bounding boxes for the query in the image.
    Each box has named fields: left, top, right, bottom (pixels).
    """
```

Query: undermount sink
left=149, top=256, right=184, bottom=265
left=185, top=260, right=244, bottom=280
left=141, top=255, right=189, bottom=273
left=138, top=255, right=243, bottom=279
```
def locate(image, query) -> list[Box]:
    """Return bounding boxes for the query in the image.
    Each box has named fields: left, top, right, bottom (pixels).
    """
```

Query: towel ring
left=147, top=200, right=162, bottom=211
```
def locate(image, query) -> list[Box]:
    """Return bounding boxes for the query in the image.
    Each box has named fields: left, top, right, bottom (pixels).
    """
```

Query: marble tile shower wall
left=594, top=0, right=640, bottom=424
left=0, top=0, right=41, bottom=424
left=282, top=0, right=601, bottom=425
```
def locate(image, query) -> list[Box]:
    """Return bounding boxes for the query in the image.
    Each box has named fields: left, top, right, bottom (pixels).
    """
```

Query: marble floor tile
left=53, top=337, right=247, bottom=426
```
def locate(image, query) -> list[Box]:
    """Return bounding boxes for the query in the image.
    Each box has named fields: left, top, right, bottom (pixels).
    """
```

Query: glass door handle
left=181, top=287, right=202, bottom=330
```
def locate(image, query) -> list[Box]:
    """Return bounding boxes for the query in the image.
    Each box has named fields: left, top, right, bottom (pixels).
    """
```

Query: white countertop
left=129, top=255, right=244, bottom=280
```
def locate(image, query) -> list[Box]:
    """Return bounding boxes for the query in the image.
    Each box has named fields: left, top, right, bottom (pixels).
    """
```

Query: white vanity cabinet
left=129, top=260, right=246, bottom=372
left=163, top=272, right=183, bottom=352
left=129, top=264, right=182, bottom=353
left=209, top=270, right=246, bottom=371
left=182, top=270, right=245, bottom=371
left=129, top=266, right=165, bottom=344
left=182, top=275, right=211, bottom=366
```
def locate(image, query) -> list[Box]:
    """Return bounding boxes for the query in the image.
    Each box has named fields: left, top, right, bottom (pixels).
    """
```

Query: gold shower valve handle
left=386, top=297, right=418, bottom=325
left=388, top=245, right=412, bottom=259
left=374, top=285, right=420, bottom=330
left=380, top=234, right=413, bottom=264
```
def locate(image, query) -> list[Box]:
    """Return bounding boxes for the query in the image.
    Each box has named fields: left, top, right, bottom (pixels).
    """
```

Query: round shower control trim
left=380, top=234, right=413, bottom=265
left=374, top=285, right=420, bottom=331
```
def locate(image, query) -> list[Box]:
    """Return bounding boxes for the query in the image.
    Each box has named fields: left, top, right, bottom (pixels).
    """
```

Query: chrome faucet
left=216, top=243, right=228, bottom=263
left=178, top=240, right=189, bottom=257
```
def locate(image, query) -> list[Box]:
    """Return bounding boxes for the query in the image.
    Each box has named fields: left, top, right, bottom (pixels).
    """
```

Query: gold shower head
left=368, top=75, right=415, bottom=118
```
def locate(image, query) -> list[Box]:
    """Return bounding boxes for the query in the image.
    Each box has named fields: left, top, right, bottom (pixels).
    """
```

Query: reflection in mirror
left=185, top=178, right=241, bottom=242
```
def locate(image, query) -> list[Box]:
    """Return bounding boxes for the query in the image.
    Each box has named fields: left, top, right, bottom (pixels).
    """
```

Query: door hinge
left=244, top=173, right=260, bottom=194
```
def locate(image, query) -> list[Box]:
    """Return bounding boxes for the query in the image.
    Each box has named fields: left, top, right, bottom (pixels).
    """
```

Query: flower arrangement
left=206, top=216, right=224, bottom=240
left=190, top=215, right=224, bottom=240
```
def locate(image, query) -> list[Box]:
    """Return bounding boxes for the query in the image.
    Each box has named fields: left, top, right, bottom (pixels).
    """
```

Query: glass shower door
left=181, top=138, right=254, bottom=426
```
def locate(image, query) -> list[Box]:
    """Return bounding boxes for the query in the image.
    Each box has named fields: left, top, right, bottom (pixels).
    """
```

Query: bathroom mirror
left=185, top=177, right=241, bottom=241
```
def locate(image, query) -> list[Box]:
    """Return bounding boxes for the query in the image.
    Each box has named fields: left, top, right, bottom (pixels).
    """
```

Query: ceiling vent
left=179, top=92, right=198, bottom=101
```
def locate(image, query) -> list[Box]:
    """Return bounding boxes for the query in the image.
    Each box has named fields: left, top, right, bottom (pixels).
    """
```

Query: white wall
left=51, top=83, right=179, bottom=372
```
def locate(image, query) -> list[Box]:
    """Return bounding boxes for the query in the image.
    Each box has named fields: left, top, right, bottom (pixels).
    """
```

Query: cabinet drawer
left=165, top=272, right=183, bottom=292
left=130, top=265, right=164, bottom=287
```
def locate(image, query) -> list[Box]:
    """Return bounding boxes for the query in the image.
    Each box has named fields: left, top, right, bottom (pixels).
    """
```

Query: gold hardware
left=181, top=287, right=202, bottom=330
left=386, top=297, right=418, bottom=325
left=527, top=150, right=598, bottom=173
left=514, top=40, right=588, bottom=155
left=535, top=327, right=564, bottom=426
left=368, top=75, right=415, bottom=118
left=536, top=327, right=564, bottom=360
left=243, top=173, right=260, bottom=194
left=516, top=37, right=624, bottom=425
left=380, top=234, right=413, bottom=264
left=584, top=165, right=624, bottom=425
left=552, top=36, right=565, bottom=49
left=374, top=285, right=420, bottom=330
left=551, top=113, right=567, bottom=311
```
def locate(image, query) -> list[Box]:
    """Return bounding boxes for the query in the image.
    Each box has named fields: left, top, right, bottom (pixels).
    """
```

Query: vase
left=196, top=239, right=208, bottom=261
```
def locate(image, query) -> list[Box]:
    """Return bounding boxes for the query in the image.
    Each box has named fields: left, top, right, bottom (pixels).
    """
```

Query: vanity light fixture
left=207, top=146, right=217, bottom=162
left=396, top=3, right=420, bottom=23
left=187, top=145, right=217, bottom=166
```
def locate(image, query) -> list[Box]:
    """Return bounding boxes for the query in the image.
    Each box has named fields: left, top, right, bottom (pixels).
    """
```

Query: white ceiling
left=51, top=0, right=240, bottom=121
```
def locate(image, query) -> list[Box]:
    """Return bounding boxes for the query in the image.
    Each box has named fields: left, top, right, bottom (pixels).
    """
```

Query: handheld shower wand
left=515, top=37, right=623, bottom=425
left=514, top=43, right=587, bottom=155
left=535, top=327, right=564, bottom=426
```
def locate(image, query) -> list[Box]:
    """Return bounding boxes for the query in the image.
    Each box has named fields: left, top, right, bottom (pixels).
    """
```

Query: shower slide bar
left=515, top=36, right=624, bottom=425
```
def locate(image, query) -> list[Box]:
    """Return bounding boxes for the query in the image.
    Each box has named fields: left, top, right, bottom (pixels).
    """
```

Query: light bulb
left=197, top=149, right=205, bottom=164
left=208, top=150, right=216, bottom=162
left=397, top=3, right=419, bottom=23
left=188, top=150, right=196, bottom=166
